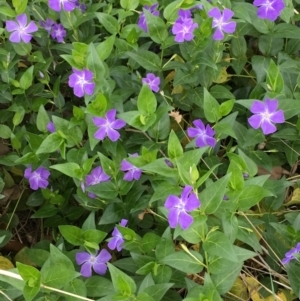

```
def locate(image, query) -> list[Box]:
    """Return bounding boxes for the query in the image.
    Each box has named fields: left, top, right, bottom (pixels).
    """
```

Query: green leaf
left=36, top=133, right=64, bottom=154
left=87, top=43, right=106, bottom=82
left=20, top=66, right=34, bottom=90
left=31, top=204, right=58, bottom=218
left=286, top=262, right=300, bottom=298
left=41, top=245, right=76, bottom=289
left=85, top=276, right=114, bottom=297
left=219, top=99, right=235, bottom=116
left=155, top=228, right=175, bottom=261
left=23, top=284, right=40, bottom=301
left=96, top=35, right=116, bottom=61
left=82, top=229, right=107, bottom=245
left=127, top=50, right=161, bottom=71
left=16, top=262, right=40, bottom=282
left=86, top=181, right=118, bottom=199
left=50, top=162, right=82, bottom=179
left=144, top=10, right=168, bottom=44
left=36, top=105, right=50, bottom=133
left=142, top=284, right=174, bottom=301
left=108, top=263, right=136, bottom=295
left=199, top=174, right=231, bottom=214
left=142, top=158, right=178, bottom=178
left=150, top=182, right=182, bottom=204
left=58, top=225, right=83, bottom=246
left=168, top=130, right=183, bottom=159
left=273, top=23, right=300, bottom=39
left=12, top=0, right=28, bottom=14
left=266, top=59, right=284, bottom=93
left=120, top=0, right=139, bottom=10
left=0, top=124, right=12, bottom=139
left=203, top=231, right=239, bottom=263
left=160, top=250, right=204, bottom=274
left=163, top=0, right=184, bottom=22
left=0, top=6, right=16, bottom=17
left=64, top=279, right=87, bottom=301
left=203, top=88, right=221, bottom=123
left=137, top=84, right=157, bottom=116
left=95, top=13, right=119, bottom=34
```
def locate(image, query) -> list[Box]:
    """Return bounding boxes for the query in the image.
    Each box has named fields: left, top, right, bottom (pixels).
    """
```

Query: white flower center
left=262, top=111, right=272, bottom=120
left=175, top=199, right=185, bottom=211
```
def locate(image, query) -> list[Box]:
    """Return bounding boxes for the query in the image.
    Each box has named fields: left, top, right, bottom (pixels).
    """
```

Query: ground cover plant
left=1, top=0, right=300, bottom=300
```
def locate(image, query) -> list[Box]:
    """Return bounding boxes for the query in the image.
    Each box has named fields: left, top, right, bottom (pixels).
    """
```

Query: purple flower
left=47, top=121, right=56, bottom=133
left=172, top=18, right=198, bottom=43
left=253, top=0, right=285, bottom=21
left=93, top=109, right=126, bottom=142
left=187, top=119, right=216, bottom=148
left=24, top=166, right=50, bottom=190
left=177, top=9, right=192, bottom=22
left=165, top=159, right=174, bottom=168
left=142, top=73, right=160, bottom=93
left=107, top=219, right=128, bottom=251
left=6, top=14, right=38, bottom=44
left=48, top=0, right=76, bottom=12
left=40, top=18, right=55, bottom=33
left=282, top=243, right=300, bottom=265
left=208, top=8, right=236, bottom=40
left=120, top=154, right=142, bottom=181
left=68, top=68, right=95, bottom=97
left=165, top=185, right=200, bottom=230
left=85, top=166, right=110, bottom=198
left=138, top=3, right=159, bottom=32
left=50, top=23, right=66, bottom=43
left=74, top=0, right=86, bottom=12
left=248, top=99, right=285, bottom=135
left=76, top=249, right=112, bottom=277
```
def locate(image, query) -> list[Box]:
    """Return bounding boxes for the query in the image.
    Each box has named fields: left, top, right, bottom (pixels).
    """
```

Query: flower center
left=89, top=256, right=95, bottom=263
left=262, top=111, right=271, bottom=120
left=56, top=29, right=62, bottom=37
left=175, top=199, right=185, bottom=211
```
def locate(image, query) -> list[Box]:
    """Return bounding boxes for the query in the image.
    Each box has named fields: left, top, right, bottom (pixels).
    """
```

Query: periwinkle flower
left=248, top=99, right=285, bottom=135
left=172, top=18, right=198, bottom=43
left=187, top=119, right=216, bottom=148
left=120, top=154, right=142, bottom=181
left=208, top=7, right=236, bottom=40
left=50, top=23, right=66, bottom=43
left=85, top=166, right=110, bottom=198
left=107, top=219, right=128, bottom=251
left=47, top=121, right=56, bottom=133
left=6, top=14, right=38, bottom=44
left=93, top=109, right=126, bottom=142
left=282, top=243, right=300, bottom=264
left=48, top=0, right=76, bottom=12
left=177, top=9, right=192, bottom=22
left=76, top=249, right=112, bottom=277
left=142, top=73, right=160, bottom=93
left=68, top=68, right=95, bottom=97
left=138, top=3, right=159, bottom=32
left=40, top=18, right=55, bottom=33
left=253, top=0, right=284, bottom=21
left=165, top=185, right=200, bottom=230
left=74, top=0, right=86, bottom=12
left=24, top=166, right=50, bottom=190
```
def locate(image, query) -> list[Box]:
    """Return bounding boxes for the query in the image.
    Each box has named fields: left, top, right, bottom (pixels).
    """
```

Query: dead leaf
left=169, top=111, right=182, bottom=124
left=0, top=256, right=14, bottom=270
left=228, top=278, right=248, bottom=300
left=257, top=166, right=290, bottom=180
left=171, top=85, right=183, bottom=95
left=0, top=140, right=9, bottom=156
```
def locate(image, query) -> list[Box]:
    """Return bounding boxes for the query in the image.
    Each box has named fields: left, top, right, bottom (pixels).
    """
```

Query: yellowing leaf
left=229, top=277, right=248, bottom=300
left=213, top=67, right=229, bottom=84
left=0, top=256, right=14, bottom=270
left=265, top=292, right=287, bottom=301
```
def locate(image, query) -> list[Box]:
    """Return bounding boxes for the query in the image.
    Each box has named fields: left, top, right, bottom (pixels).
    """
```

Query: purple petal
left=185, top=194, right=200, bottom=211
left=250, top=101, right=265, bottom=114
left=282, top=257, right=292, bottom=265
left=206, top=124, right=215, bottom=137
left=106, top=109, right=117, bottom=123
left=178, top=211, right=193, bottom=230
left=63, top=0, right=76, bottom=11
left=168, top=208, right=180, bottom=228
left=9, top=31, right=21, bottom=43
left=84, top=82, right=95, bottom=95
left=265, top=99, right=278, bottom=113
left=107, top=237, right=119, bottom=251
left=112, top=119, right=126, bottom=130
left=213, top=27, right=224, bottom=40
left=221, top=21, right=236, bottom=34
left=76, top=252, right=91, bottom=265
left=6, top=21, right=19, bottom=32
left=25, top=21, right=38, bottom=34
left=94, top=127, right=107, bottom=140
left=165, top=195, right=181, bottom=209
left=120, top=160, right=133, bottom=171
left=195, top=136, right=207, bottom=148
left=24, top=167, right=32, bottom=179
left=181, top=186, right=193, bottom=201
left=73, top=85, right=85, bottom=98
left=120, top=219, right=128, bottom=227
left=49, top=0, right=61, bottom=11
left=93, top=262, right=108, bottom=275
left=107, top=128, right=120, bottom=142
left=248, top=114, right=263, bottom=129
left=16, top=14, right=27, bottom=28
left=47, top=121, right=56, bottom=133
left=270, top=110, right=284, bottom=123
left=21, top=33, right=33, bottom=43
left=29, top=177, right=40, bottom=190
left=132, top=169, right=142, bottom=180
left=187, top=127, right=200, bottom=138
left=193, top=119, right=205, bottom=130
left=96, top=249, right=112, bottom=263
left=93, top=117, right=107, bottom=127
left=123, top=171, right=134, bottom=181
left=80, top=261, right=93, bottom=277
left=84, top=69, right=93, bottom=81
left=68, top=74, right=78, bottom=88
left=253, top=0, right=265, bottom=5
left=222, top=8, right=234, bottom=22
left=261, top=119, right=277, bottom=135
left=37, top=178, right=49, bottom=189
left=208, top=7, right=221, bottom=19
left=206, top=136, right=216, bottom=147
